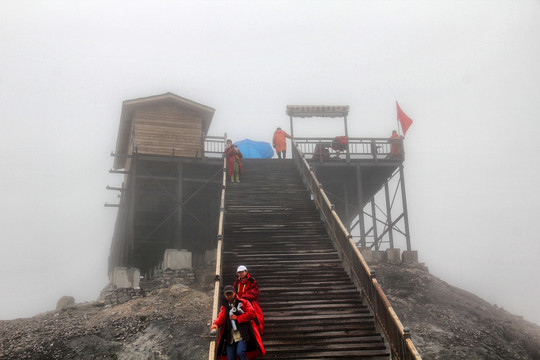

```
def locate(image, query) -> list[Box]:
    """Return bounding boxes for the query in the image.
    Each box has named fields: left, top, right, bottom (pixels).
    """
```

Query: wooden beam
left=175, top=162, right=183, bottom=249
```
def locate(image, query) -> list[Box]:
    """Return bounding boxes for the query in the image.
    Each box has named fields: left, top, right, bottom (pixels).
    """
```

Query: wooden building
left=108, top=93, right=224, bottom=275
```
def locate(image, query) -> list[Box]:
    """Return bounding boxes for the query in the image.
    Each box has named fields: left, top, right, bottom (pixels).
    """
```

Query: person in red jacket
left=224, top=139, right=243, bottom=182
left=272, top=127, right=293, bottom=159
left=210, top=285, right=265, bottom=360
left=233, top=265, right=264, bottom=334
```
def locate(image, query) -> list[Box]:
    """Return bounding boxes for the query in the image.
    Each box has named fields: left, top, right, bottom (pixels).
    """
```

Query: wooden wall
left=131, top=104, right=204, bottom=158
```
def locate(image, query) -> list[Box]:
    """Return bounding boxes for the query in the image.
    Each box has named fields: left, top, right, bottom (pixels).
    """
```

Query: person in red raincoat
left=389, top=130, right=403, bottom=159
left=210, top=285, right=265, bottom=360
left=233, top=265, right=264, bottom=334
left=224, top=139, right=243, bottom=182
left=272, top=127, right=293, bottom=159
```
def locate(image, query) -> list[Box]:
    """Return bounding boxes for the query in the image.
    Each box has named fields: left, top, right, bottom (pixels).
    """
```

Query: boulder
left=56, top=296, right=75, bottom=311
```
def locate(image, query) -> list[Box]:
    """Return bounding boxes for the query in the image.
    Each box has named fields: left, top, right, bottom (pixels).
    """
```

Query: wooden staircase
left=222, top=159, right=390, bottom=359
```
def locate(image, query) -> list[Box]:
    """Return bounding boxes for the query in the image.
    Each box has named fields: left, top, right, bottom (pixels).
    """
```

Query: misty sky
left=1, top=0, right=540, bottom=326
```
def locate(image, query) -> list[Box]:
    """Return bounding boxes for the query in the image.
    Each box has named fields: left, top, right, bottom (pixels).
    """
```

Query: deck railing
left=294, top=136, right=404, bottom=162
left=204, top=135, right=227, bottom=157
left=208, top=157, right=227, bottom=360
left=291, top=139, right=421, bottom=360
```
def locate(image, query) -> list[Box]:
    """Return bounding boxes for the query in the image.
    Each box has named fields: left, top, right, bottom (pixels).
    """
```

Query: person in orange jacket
left=210, top=285, right=265, bottom=360
left=272, top=127, right=293, bottom=159
left=234, top=265, right=264, bottom=334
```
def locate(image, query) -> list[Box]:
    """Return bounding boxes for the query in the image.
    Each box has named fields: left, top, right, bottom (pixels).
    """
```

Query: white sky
left=1, top=0, right=539, bottom=326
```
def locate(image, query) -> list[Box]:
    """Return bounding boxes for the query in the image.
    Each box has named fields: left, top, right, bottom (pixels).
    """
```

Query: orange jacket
left=272, top=130, right=292, bottom=152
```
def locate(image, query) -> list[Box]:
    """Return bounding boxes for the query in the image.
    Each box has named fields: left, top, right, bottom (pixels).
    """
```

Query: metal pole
left=399, top=165, right=411, bottom=250
left=384, top=181, right=395, bottom=248
left=356, top=165, right=366, bottom=248
left=370, top=198, right=379, bottom=250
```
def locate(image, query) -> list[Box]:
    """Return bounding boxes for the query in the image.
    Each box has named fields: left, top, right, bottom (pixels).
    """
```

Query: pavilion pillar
left=344, top=115, right=350, bottom=164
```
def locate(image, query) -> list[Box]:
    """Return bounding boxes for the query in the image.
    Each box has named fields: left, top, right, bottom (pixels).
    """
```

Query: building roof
left=286, top=105, right=349, bottom=118
left=113, top=92, right=215, bottom=169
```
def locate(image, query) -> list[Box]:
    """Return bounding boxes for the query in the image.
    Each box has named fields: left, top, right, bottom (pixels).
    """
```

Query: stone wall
left=99, top=267, right=196, bottom=306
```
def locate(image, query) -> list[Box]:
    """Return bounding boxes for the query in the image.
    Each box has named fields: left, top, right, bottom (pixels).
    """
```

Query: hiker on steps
left=234, top=265, right=264, bottom=334
left=225, top=139, right=243, bottom=182
left=272, top=127, right=293, bottom=159
left=210, top=285, right=265, bottom=360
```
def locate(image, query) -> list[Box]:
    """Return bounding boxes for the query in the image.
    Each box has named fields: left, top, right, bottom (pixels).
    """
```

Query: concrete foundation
left=360, top=249, right=373, bottom=262
left=163, top=249, right=192, bottom=270
left=386, top=248, right=401, bottom=263
left=203, top=249, right=217, bottom=265
left=111, top=267, right=140, bottom=289
left=372, top=250, right=387, bottom=263
left=402, top=250, right=419, bottom=262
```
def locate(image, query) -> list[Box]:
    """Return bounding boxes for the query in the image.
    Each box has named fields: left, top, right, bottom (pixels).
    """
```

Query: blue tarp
left=235, top=139, right=274, bottom=159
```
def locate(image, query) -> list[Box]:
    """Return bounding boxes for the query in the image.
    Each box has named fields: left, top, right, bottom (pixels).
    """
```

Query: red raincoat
left=389, top=132, right=403, bottom=157
left=213, top=297, right=265, bottom=360
left=225, top=145, right=243, bottom=178
left=234, top=275, right=264, bottom=334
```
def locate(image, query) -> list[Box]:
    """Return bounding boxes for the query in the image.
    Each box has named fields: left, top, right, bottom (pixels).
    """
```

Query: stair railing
left=208, top=157, right=228, bottom=360
left=291, top=139, right=421, bottom=360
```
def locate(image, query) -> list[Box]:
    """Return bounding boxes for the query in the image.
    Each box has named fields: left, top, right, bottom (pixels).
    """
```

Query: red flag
left=396, top=101, right=413, bottom=136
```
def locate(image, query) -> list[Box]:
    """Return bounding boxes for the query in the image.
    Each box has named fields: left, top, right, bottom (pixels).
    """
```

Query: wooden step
left=220, top=159, right=389, bottom=359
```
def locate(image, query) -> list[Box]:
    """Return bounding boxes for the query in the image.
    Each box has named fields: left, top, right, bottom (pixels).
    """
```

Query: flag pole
left=395, top=101, right=402, bottom=136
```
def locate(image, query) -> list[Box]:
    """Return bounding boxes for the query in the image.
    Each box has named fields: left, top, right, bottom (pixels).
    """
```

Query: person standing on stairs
left=224, top=139, right=243, bottom=182
left=210, top=285, right=265, bottom=360
left=272, top=127, right=293, bottom=159
left=234, top=265, right=264, bottom=334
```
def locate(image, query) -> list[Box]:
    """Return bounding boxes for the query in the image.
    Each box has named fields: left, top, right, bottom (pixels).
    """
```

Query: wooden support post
left=175, top=161, right=183, bottom=249
left=289, top=115, right=295, bottom=160
left=356, top=165, right=366, bottom=248
left=384, top=181, right=395, bottom=248
left=399, top=165, right=412, bottom=250
left=126, top=155, right=137, bottom=267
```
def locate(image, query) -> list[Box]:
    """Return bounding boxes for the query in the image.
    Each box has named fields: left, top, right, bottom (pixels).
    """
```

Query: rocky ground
left=372, top=262, right=540, bottom=360
left=0, top=266, right=216, bottom=360
left=1, top=262, right=540, bottom=359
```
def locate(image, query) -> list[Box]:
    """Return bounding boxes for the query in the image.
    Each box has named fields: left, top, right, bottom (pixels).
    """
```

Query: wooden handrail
left=208, top=157, right=227, bottom=360
left=291, top=139, right=421, bottom=360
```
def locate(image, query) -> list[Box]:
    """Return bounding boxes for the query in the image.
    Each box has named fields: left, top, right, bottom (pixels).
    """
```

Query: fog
left=1, top=1, right=539, bottom=326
